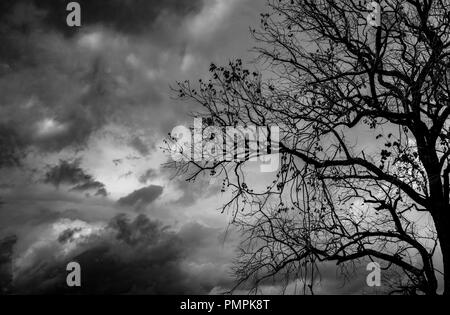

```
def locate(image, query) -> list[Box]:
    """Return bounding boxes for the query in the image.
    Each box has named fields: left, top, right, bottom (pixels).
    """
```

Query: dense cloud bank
left=10, top=214, right=236, bottom=294
left=0, top=0, right=372, bottom=295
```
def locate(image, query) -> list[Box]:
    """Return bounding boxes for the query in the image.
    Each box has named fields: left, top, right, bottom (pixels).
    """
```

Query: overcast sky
left=0, top=0, right=373, bottom=294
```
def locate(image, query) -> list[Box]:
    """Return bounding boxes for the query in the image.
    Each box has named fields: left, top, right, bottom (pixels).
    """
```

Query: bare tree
left=169, top=0, right=450, bottom=295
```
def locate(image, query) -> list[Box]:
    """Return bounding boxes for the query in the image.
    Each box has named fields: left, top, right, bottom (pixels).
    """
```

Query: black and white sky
left=0, top=0, right=372, bottom=294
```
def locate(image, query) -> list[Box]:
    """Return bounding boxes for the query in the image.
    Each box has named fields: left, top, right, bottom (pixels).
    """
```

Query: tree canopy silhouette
left=170, top=0, right=450, bottom=295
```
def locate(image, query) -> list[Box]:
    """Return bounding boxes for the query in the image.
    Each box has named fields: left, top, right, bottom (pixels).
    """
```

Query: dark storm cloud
left=0, top=207, right=63, bottom=231
left=13, top=214, right=233, bottom=294
left=0, top=0, right=204, bottom=34
left=173, top=176, right=219, bottom=207
left=109, top=214, right=162, bottom=246
left=0, top=0, right=263, bottom=161
left=0, top=0, right=205, bottom=157
left=138, top=169, right=158, bottom=184
left=129, top=136, right=151, bottom=157
left=0, top=235, right=16, bottom=295
left=44, top=159, right=108, bottom=197
left=117, top=185, right=164, bottom=208
left=0, top=0, right=278, bottom=296
left=0, top=123, right=23, bottom=169
left=0, top=126, right=22, bottom=169
left=58, top=227, right=83, bottom=244
left=0, top=39, right=121, bottom=153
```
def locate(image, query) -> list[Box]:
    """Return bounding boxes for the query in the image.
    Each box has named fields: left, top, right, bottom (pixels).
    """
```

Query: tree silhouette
left=170, top=0, right=450, bottom=295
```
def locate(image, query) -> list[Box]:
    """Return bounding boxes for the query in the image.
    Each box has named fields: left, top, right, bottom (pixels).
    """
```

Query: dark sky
left=0, top=0, right=369, bottom=294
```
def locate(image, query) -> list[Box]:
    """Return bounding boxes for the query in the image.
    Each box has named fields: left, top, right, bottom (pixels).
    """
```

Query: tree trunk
left=434, top=210, right=450, bottom=295
left=443, top=244, right=450, bottom=295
